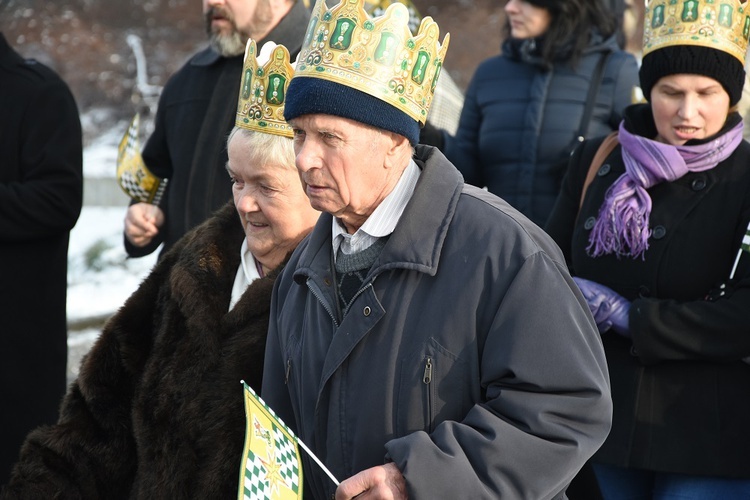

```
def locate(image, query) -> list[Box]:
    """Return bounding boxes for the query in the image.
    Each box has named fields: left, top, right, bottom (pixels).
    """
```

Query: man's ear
left=383, top=131, right=411, bottom=169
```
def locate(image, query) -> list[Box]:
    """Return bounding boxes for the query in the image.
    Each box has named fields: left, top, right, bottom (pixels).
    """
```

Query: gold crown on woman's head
left=643, top=0, right=750, bottom=65
left=294, top=0, right=449, bottom=125
left=236, top=39, right=295, bottom=138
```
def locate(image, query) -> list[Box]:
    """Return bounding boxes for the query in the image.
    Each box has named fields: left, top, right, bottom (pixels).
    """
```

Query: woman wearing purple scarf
left=546, top=0, right=750, bottom=498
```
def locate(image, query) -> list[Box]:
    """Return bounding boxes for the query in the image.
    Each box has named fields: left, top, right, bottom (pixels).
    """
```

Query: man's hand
left=124, top=203, right=164, bottom=247
left=335, top=463, right=407, bottom=500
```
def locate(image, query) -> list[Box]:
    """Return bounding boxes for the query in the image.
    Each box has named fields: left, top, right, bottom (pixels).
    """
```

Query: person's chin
left=509, top=25, right=527, bottom=38
left=247, top=237, right=271, bottom=255
left=210, top=32, right=245, bottom=57
left=309, top=199, right=340, bottom=216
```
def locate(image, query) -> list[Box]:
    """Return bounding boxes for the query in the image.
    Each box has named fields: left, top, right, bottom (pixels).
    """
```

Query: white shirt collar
left=332, top=159, right=420, bottom=259
left=229, top=239, right=261, bottom=311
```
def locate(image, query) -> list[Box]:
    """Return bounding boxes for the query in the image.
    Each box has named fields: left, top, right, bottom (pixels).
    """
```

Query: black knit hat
left=639, top=44, right=746, bottom=105
left=524, top=0, right=557, bottom=9
left=283, top=77, right=421, bottom=146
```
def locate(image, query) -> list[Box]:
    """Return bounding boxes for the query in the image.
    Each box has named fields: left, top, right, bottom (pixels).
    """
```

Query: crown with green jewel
left=235, top=39, right=295, bottom=138
left=643, top=0, right=750, bottom=65
left=294, top=0, right=450, bottom=125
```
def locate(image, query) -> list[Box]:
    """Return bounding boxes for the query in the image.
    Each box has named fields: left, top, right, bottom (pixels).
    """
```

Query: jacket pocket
left=282, top=333, right=305, bottom=418
left=396, top=338, right=472, bottom=436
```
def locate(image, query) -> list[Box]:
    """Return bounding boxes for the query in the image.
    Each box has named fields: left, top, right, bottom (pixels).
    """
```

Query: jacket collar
left=190, top=1, right=310, bottom=67
left=294, top=145, right=463, bottom=282
left=0, top=33, right=25, bottom=66
left=502, top=29, right=618, bottom=67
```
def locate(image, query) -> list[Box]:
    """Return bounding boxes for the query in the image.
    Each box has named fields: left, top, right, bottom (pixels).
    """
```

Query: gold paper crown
left=295, top=0, right=449, bottom=124
left=643, top=0, right=750, bottom=64
left=366, top=0, right=422, bottom=33
left=236, top=39, right=295, bottom=138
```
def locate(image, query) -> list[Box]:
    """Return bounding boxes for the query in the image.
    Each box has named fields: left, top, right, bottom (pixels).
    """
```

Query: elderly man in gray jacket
left=262, top=1, right=612, bottom=498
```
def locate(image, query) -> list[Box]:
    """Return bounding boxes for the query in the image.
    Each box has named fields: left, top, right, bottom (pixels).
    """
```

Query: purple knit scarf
left=587, top=119, right=744, bottom=259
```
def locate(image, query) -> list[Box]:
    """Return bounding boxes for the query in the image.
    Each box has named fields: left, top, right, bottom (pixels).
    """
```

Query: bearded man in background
left=123, top=0, right=309, bottom=259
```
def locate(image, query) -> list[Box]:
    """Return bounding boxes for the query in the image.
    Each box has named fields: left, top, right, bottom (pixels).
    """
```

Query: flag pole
left=296, top=438, right=340, bottom=486
left=729, top=248, right=742, bottom=280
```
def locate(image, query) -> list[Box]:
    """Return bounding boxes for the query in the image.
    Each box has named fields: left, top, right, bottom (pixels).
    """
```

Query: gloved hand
left=573, top=277, right=631, bottom=338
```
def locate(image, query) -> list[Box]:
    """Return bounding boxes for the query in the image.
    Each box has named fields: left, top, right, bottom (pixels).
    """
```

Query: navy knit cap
left=639, top=44, right=746, bottom=105
left=283, top=76, right=421, bottom=146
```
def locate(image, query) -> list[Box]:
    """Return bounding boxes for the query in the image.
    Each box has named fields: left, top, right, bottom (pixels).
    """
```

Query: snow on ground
left=66, top=117, right=159, bottom=382
left=81, top=117, right=128, bottom=178
left=68, top=117, right=158, bottom=324
left=67, top=206, right=158, bottom=323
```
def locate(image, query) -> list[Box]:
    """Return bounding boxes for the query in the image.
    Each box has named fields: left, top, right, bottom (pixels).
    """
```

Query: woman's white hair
left=226, top=126, right=296, bottom=171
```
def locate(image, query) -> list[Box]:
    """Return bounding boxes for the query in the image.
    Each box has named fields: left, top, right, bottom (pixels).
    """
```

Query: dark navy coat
left=263, top=146, right=611, bottom=499
left=444, top=32, right=638, bottom=226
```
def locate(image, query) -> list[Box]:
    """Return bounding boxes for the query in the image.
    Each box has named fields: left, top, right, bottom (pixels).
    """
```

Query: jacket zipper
left=423, top=356, right=433, bottom=432
left=307, top=277, right=339, bottom=327
left=285, top=278, right=340, bottom=384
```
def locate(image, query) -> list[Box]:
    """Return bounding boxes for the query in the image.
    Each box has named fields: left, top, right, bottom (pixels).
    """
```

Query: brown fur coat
left=2, top=202, right=279, bottom=499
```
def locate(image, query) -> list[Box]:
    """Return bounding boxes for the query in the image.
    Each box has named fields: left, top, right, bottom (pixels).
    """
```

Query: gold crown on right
left=643, top=0, right=750, bottom=64
left=295, top=0, right=449, bottom=124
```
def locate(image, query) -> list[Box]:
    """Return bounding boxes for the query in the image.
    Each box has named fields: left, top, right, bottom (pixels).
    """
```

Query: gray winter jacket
left=262, top=145, right=612, bottom=499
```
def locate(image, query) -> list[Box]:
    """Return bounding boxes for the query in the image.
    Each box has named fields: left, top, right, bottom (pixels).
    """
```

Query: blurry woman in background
left=425, top=0, right=638, bottom=227
left=546, top=1, right=750, bottom=497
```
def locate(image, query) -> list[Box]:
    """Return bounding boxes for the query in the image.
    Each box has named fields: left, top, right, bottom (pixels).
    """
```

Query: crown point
left=643, top=0, right=749, bottom=65
left=235, top=39, right=294, bottom=137
left=295, top=0, right=449, bottom=125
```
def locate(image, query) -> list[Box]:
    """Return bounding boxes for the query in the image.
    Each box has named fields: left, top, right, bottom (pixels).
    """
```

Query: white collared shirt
left=332, top=159, right=420, bottom=260
left=229, top=239, right=262, bottom=311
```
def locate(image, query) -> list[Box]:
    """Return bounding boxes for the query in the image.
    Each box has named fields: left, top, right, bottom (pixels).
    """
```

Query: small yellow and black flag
left=116, top=113, right=168, bottom=205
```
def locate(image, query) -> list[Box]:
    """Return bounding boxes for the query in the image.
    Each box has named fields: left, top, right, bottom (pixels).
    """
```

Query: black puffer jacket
left=443, top=32, right=638, bottom=226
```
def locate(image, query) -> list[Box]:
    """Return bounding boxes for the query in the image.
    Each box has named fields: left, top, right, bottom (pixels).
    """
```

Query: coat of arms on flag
left=239, top=382, right=303, bottom=500
left=116, top=113, right=168, bottom=205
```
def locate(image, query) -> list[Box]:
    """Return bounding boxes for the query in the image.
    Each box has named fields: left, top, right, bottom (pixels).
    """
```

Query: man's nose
left=294, top=140, right=318, bottom=173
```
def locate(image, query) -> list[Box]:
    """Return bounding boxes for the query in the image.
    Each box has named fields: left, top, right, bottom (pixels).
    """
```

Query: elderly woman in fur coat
left=1, top=42, right=320, bottom=499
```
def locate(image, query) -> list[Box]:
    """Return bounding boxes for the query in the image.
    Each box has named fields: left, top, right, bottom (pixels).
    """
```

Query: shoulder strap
left=575, top=50, right=612, bottom=142
left=579, top=131, right=619, bottom=210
